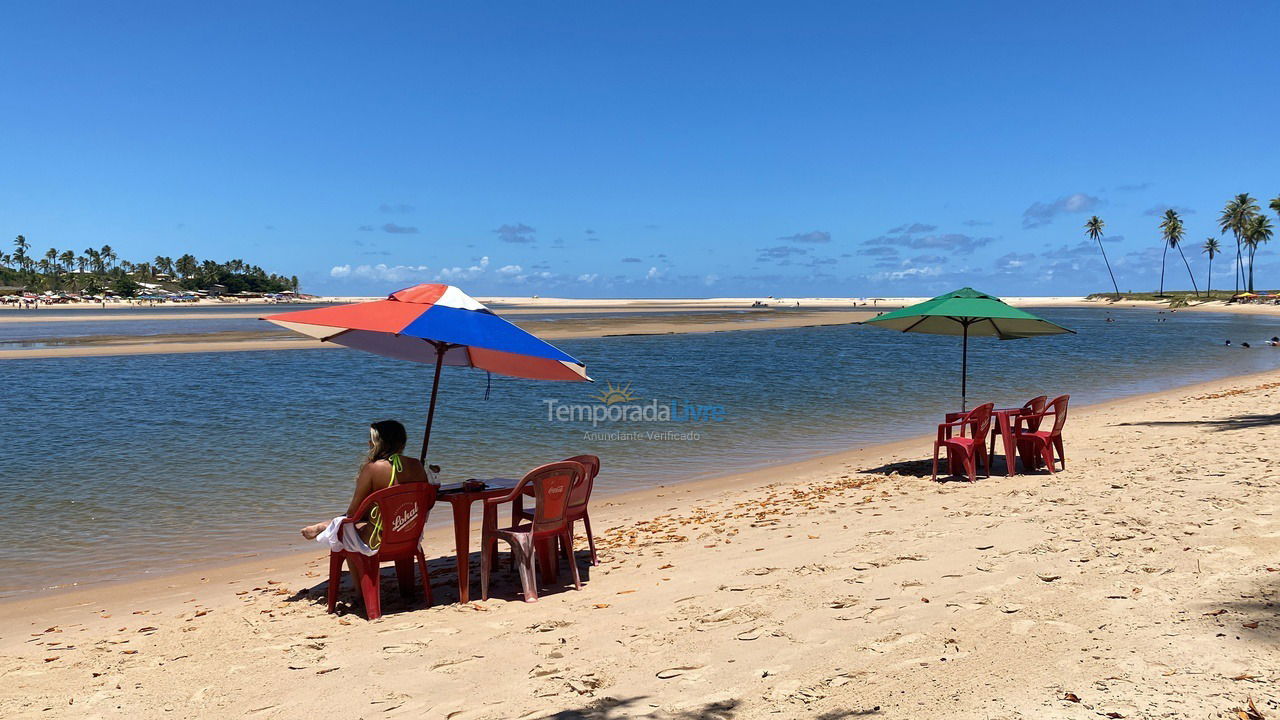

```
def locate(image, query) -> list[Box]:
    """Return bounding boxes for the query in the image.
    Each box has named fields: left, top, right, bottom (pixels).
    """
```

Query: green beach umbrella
left=862, top=287, right=1074, bottom=410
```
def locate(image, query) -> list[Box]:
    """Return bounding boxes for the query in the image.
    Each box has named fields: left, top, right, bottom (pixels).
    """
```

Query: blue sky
left=4, top=2, right=1279, bottom=297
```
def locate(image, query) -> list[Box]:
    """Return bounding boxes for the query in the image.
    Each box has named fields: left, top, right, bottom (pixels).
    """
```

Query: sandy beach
left=3, top=367, right=1276, bottom=718
left=0, top=309, right=876, bottom=360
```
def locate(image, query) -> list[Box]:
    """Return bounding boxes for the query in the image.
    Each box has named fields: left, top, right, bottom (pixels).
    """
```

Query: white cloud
left=498, top=264, right=523, bottom=276
left=436, top=256, right=490, bottom=282
left=645, top=266, right=661, bottom=280
left=703, top=274, right=719, bottom=286
left=331, top=263, right=433, bottom=282
left=577, top=273, right=599, bottom=283
left=874, top=265, right=942, bottom=281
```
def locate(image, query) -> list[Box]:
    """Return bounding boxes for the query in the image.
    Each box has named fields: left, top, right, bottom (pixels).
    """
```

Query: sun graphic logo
left=591, top=381, right=636, bottom=406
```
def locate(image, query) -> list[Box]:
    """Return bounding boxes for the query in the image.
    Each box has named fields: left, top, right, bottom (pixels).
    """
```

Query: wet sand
left=0, top=309, right=874, bottom=360
left=2, top=369, right=1277, bottom=718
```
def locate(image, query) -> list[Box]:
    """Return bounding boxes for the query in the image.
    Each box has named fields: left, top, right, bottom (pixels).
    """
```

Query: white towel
left=314, top=516, right=376, bottom=556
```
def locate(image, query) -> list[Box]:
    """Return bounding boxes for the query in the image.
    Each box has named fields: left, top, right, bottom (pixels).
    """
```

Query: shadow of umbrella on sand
left=263, top=283, right=591, bottom=461
left=861, top=287, right=1073, bottom=411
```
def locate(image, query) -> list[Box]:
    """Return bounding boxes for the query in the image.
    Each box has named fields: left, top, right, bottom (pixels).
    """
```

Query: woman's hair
left=367, top=420, right=408, bottom=463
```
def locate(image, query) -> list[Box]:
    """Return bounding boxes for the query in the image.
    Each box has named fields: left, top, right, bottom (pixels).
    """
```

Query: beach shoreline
left=3, top=299, right=1276, bottom=361
left=3, top=365, right=1278, bottom=718
left=4, top=294, right=1278, bottom=319
left=3, top=362, right=1273, bottom=610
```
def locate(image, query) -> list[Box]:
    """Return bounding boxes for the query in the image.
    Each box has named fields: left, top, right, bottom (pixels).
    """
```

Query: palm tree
left=1158, top=210, right=1175, bottom=296
left=1159, top=210, right=1197, bottom=297
left=1219, top=193, right=1260, bottom=295
left=59, top=250, right=75, bottom=275
left=75, top=254, right=88, bottom=273
left=175, top=254, right=198, bottom=279
left=1085, top=216, right=1120, bottom=300
left=13, top=235, right=30, bottom=272
left=1202, top=237, right=1221, bottom=298
left=1243, top=215, right=1274, bottom=292
left=99, top=245, right=117, bottom=272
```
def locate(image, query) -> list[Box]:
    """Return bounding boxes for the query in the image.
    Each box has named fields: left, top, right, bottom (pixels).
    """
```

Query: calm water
left=2, top=307, right=1278, bottom=596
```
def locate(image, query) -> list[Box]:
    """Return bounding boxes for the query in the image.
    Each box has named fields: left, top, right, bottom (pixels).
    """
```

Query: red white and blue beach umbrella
left=263, top=283, right=590, bottom=460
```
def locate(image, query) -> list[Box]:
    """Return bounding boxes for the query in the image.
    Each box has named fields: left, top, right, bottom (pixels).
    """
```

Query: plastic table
left=944, top=407, right=1025, bottom=477
left=437, top=479, right=517, bottom=603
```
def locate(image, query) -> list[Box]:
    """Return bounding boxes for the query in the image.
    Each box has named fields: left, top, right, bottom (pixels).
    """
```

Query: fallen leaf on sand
left=1235, top=697, right=1266, bottom=720
left=736, top=629, right=762, bottom=641
left=1063, top=692, right=1080, bottom=703
left=1204, top=609, right=1227, bottom=617
left=1241, top=622, right=1259, bottom=629
left=999, top=604, right=1022, bottom=614
left=1037, top=573, right=1061, bottom=582
left=657, top=665, right=703, bottom=679
left=592, top=604, right=611, bottom=609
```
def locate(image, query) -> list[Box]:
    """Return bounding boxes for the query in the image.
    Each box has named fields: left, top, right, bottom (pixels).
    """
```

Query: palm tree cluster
left=0, top=236, right=299, bottom=296
left=1219, top=194, right=1276, bottom=293
left=1084, top=192, right=1279, bottom=298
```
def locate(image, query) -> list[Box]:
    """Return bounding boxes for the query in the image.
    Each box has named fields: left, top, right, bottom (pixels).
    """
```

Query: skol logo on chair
left=391, top=503, right=420, bottom=533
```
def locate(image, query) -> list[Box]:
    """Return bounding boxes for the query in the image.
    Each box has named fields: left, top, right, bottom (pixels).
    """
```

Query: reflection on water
left=1, top=307, right=1278, bottom=595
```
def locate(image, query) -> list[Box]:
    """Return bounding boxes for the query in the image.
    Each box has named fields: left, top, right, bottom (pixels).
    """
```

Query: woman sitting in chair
left=300, top=420, right=435, bottom=547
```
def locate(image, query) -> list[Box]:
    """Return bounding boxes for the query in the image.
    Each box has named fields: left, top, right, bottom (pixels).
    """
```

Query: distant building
left=206, top=283, right=228, bottom=297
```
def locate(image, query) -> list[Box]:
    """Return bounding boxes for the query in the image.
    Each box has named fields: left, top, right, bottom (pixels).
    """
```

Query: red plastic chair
left=1014, top=394, right=1069, bottom=473
left=325, top=483, right=437, bottom=620
left=932, top=402, right=994, bottom=482
left=989, top=395, right=1048, bottom=470
left=513, top=454, right=601, bottom=566
left=481, top=461, right=585, bottom=602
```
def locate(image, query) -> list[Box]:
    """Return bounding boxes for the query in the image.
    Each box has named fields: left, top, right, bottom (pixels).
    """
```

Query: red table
left=437, top=479, right=517, bottom=603
left=944, top=407, right=1025, bottom=477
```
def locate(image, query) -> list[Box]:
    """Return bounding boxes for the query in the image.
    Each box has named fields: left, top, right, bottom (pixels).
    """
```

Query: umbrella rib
left=901, top=316, right=931, bottom=333
left=319, top=328, right=352, bottom=342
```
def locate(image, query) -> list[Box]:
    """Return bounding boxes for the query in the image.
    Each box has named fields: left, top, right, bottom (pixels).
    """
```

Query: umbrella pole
left=420, top=344, right=445, bottom=462
left=961, top=322, right=969, bottom=412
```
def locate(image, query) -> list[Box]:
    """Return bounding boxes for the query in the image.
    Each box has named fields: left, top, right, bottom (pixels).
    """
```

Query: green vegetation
left=0, top=235, right=299, bottom=297
left=1085, top=290, right=1255, bottom=303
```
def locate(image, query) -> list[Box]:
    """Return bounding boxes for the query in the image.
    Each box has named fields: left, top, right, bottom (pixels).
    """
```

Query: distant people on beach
left=1224, top=340, right=1232, bottom=346
left=1241, top=342, right=1251, bottom=348
left=1268, top=337, right=1280, bottom=347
